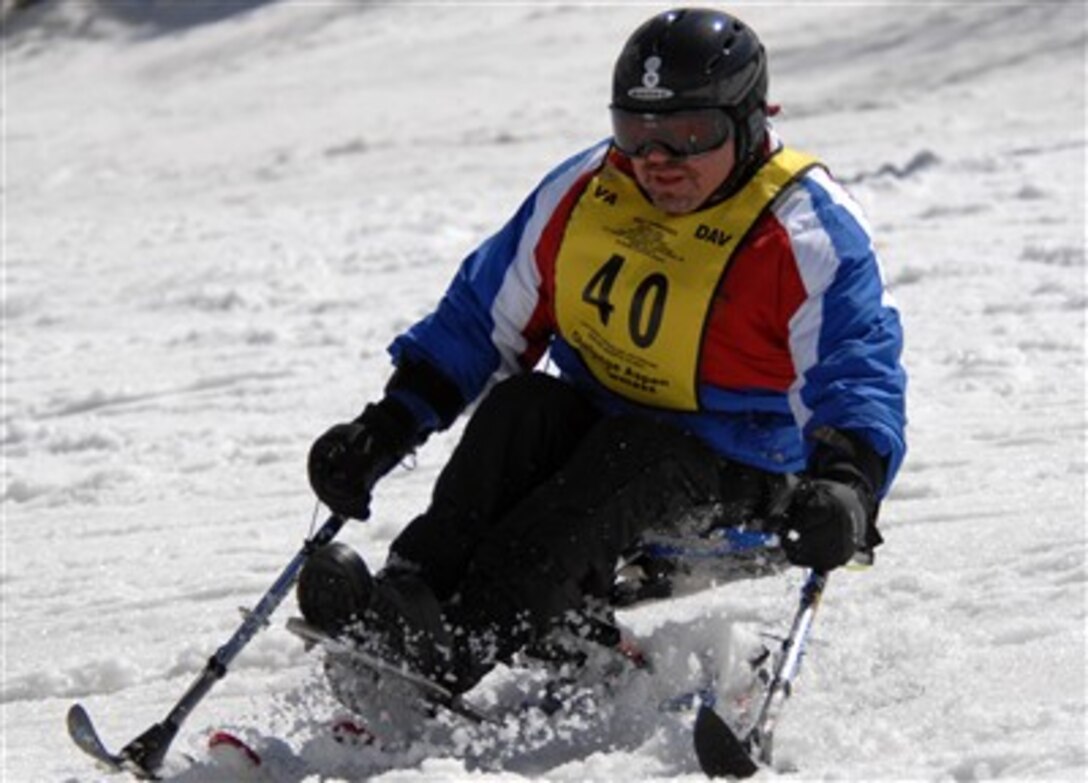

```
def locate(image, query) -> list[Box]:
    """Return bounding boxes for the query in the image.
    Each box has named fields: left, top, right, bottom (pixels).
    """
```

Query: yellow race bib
left=555, top=148, right=818, bottom=410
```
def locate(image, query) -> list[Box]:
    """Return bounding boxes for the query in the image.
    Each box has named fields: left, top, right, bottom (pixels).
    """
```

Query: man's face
left=630, top=140, right=737, bottom=216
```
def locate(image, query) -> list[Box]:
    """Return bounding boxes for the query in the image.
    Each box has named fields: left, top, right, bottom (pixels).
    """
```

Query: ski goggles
left=610, top=107, right=735, bottom=159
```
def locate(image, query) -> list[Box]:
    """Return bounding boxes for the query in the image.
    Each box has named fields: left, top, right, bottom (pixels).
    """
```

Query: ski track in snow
left=3, top=2, right=1085, bottom=781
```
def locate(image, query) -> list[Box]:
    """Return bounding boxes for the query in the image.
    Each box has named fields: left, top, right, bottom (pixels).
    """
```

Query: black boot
left=349, top=571, right=493, bottom=695
left=297, top=542, right=374, bottom=637
left=299, top=545, right=488, bottom=693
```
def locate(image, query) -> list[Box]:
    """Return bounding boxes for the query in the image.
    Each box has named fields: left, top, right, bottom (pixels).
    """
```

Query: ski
left=330, top=717, right=378, bottom=747
left=208, top=730, right=263, bottom=768
left=692, top=568, right=828, bottom=778
left=205, top=730, right=271, bottom=780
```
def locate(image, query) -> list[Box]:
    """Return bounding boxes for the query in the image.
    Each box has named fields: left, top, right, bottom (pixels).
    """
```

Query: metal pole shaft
left=120, top=514, right=347, bottom=773
left=750, top=569, right=827, bottom=761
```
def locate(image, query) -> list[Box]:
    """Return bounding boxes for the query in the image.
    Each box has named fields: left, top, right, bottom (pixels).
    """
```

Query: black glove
left=781, top=478, right=867, bottom=571
left=308, top=397, right=419, bottom=520
left=780, top=427, right=885, bottom=571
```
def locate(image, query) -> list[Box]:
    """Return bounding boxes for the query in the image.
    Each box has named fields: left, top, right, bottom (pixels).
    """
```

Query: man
left=298, top=8, right=907, bottom=697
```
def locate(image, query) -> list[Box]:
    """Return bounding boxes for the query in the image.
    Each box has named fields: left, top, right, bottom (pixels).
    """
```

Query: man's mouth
left=650, top=170, right=686, bottom=187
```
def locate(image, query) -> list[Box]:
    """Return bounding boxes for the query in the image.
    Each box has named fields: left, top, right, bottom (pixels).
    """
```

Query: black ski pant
left=388, top=372, right=783, bottom=681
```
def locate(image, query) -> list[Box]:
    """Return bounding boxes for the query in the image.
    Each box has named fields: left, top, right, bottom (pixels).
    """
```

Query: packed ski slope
left=3, top=2, right=1086, bottom=780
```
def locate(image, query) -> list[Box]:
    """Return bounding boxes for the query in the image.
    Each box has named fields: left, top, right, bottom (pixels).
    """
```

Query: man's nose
left=641, top=145, right=675, bottom=165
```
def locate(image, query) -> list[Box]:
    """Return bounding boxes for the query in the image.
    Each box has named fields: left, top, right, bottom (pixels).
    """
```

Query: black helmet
left=612, top=9, right=769, bottom=167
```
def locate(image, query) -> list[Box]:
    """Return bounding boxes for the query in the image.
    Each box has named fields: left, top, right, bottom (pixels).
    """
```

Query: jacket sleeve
left=784, top=168, right=907, bottom=497
left=387, top=142, right=609, bottom=428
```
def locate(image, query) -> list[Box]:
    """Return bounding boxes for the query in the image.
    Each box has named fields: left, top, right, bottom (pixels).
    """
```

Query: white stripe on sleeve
left=489, top=144, right=609, bottom=377
left=776, top=179, right=842, bottom=430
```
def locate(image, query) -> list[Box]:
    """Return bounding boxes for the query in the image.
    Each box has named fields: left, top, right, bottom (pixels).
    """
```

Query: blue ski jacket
left=387, top=137, right=907, bottom=496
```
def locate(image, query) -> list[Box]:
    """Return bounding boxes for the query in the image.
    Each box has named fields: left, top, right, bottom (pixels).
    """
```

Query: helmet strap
left=703, top=106, right=769, bottom=207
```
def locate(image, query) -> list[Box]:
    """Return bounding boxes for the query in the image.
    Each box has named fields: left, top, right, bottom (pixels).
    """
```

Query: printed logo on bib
left=555, top=149, right=819, bottom=411
left=607, top=217, right=682, bottom=265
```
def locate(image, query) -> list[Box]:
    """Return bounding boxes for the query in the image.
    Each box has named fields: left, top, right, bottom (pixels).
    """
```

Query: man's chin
left=649, top=192, right=699, bottom=215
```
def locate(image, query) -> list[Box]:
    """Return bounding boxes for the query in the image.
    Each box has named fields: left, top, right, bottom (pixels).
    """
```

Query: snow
left=2, top=1, right=1085, bottom=780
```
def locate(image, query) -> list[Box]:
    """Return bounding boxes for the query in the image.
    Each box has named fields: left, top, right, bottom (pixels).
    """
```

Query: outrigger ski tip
left=67, top=704, right=126, bottom=772
left=693, top=703, right=760, bottom=779
left=67, top=703, right=173, bottom=780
